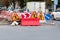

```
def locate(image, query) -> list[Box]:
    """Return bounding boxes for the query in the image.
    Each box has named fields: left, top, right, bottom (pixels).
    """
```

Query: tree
left=2, top=0, right=12, bottom=8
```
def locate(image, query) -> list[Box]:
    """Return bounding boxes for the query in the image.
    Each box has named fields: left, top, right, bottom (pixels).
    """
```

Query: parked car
left=51, top=8, right=60, bottom=20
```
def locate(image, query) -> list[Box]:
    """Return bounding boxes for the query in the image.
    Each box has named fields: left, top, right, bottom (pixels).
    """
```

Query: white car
left=52, top=9, right=60, bottom=20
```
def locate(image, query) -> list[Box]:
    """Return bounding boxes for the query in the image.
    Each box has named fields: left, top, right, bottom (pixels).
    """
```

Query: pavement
left=0, top=21, right=60, bottom=40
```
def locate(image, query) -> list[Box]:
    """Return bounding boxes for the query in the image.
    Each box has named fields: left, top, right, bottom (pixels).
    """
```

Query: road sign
left=45, top=13, right=51, bottom=21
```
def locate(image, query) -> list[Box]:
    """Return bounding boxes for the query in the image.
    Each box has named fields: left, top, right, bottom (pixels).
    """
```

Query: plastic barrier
left=21, top=18, right=40, bottom=26
left=21, top=14, right=25, bottom=18
left=25, top=13, right=30, bottom=18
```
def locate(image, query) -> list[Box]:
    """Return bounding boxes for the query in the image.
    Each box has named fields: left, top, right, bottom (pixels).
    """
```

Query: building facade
left=0, top=0, right=60, bottom=8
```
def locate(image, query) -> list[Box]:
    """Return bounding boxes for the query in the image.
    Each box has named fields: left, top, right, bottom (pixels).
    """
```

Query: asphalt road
left=0, top=21, right=60, bottom=40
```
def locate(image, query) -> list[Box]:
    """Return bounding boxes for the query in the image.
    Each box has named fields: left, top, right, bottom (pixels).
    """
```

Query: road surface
left=0, top=21, right=60, bottom=40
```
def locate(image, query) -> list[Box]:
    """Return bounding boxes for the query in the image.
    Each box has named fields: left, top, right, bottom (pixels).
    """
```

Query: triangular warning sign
left=11, top=12, right=19, bottom=21
left=31, top=11, right=37, bottom=18
left=38, top=12, right=44, bottom=21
